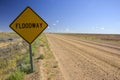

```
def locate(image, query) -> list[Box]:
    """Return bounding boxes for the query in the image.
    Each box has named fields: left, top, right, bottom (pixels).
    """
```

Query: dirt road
left=46, top=34, right=120, bottom=80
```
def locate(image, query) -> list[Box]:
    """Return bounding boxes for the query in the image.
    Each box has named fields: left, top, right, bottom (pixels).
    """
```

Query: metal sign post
left=29, top=44, right=34, bottom=72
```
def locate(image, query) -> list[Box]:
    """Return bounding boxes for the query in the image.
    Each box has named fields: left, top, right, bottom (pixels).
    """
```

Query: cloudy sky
left=0, top=0, right=120, bottom=34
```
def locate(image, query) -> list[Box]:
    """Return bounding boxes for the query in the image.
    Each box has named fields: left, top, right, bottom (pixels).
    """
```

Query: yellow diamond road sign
left=10, top=7, right=48, bottom=44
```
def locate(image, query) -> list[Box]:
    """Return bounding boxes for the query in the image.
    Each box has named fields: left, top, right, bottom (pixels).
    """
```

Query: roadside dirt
left=24, top=34, right=64, bottom=80
left=39, top=38, right=65, bottom=80
left=46, top=34, right=120, bottom=80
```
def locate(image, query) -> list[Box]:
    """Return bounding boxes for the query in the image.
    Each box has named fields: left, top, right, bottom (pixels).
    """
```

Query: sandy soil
left=0, top=42, right=9, bottom=47
left=46, top=34, right=120, bottom=80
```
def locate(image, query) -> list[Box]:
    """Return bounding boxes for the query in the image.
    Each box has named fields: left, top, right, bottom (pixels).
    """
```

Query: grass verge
left=39, top=34, right=64, bottom=80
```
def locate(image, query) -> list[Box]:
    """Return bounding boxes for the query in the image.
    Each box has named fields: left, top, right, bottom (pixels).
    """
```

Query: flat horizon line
left=0, top=31, right=120, bottom=35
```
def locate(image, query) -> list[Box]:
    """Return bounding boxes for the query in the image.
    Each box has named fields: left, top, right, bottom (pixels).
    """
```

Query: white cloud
left=52, top=23, right=56, bottom=26
left=52, top=20, right=59, bottom=26
left=94, top=26, right=105, bottom=30
left=48, top=26, right=50, bottom=29
left=56, top=20, right=59, bottom=23
left=101, top=28, right=105, bottom=30
left=95, top=27, right=99, bottom=29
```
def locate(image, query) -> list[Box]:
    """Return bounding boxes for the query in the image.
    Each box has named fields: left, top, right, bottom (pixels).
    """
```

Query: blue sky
left=0, top=0, right=120, bottom=34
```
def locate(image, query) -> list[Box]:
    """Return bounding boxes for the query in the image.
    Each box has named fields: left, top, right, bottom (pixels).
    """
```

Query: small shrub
left=23, top=54, right=29, bottom=64
left=37, top=54, right=45, bottom=60
left=53, top=62, right=58, bottom=68
left=20, top=64, right=31, bottom=74
left=48, top=77, right=51, bottom=80
left=19, top=54, right=31, bottom=74
left=6, top=70, right=25, bottom=80
left=53, top=64, right=58, bottom=68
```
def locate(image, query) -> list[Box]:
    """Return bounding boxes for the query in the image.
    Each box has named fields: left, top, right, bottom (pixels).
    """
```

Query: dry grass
left=0, top=32, right=28, bottom=80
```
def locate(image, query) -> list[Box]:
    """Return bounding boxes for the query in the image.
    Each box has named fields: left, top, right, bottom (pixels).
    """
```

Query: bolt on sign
left=10, top=6, right=48, bottom=44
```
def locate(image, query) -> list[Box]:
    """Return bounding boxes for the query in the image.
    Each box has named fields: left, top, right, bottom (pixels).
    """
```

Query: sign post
left=9, top=6, right=48, bottom=72
left=29, top=44, right=34, bottom=72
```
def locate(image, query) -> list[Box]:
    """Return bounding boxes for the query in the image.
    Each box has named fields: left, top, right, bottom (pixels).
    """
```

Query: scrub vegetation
left=0, top=32, right=43, bottom=80
left=0, top=32, right=28, bottom=80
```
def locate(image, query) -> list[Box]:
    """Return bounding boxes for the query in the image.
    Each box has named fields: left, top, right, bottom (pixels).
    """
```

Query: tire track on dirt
left=62, top=35, right=120, bottom=50
left=46, top=34, right=120, bottom=80
left=52, top=34, right=120, bottom=69
left=55, top=34, right=120, bottom=57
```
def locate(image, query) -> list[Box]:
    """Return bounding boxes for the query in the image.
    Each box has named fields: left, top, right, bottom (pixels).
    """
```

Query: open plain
left=1, top=32, right=120, bottom=80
